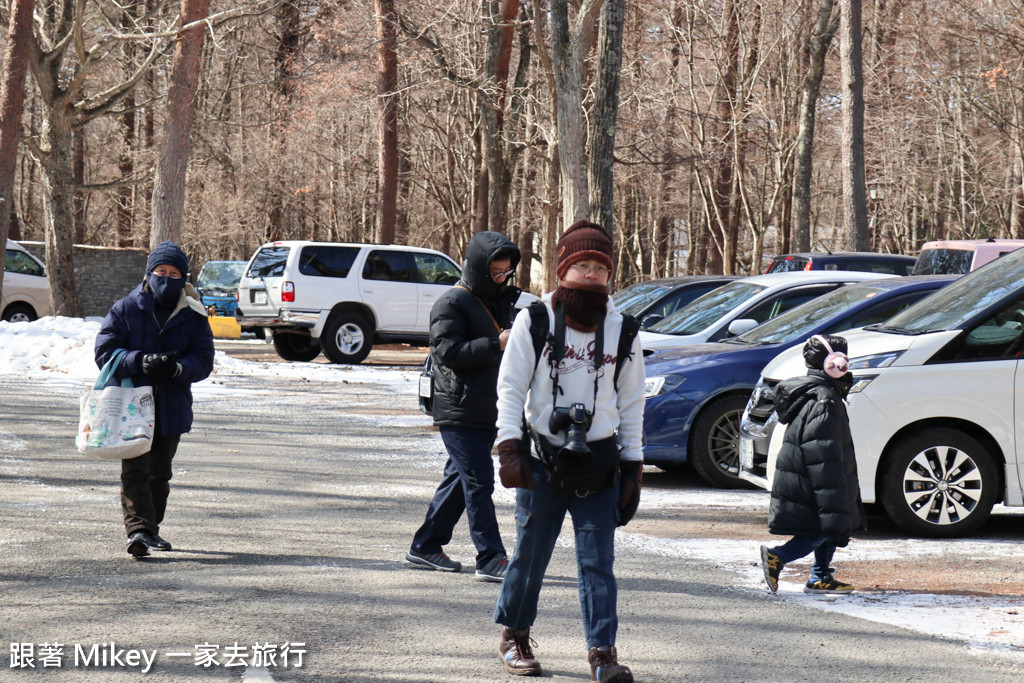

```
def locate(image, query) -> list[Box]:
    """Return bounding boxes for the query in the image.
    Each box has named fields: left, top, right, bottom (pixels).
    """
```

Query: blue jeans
left=411, top=426, right=505, bottom=569
left=494, top=459, right=619, bottom=649
left=770, top=536, right=836, bottom=583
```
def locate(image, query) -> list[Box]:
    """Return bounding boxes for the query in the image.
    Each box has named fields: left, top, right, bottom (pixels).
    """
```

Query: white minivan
left=740, top=246, right=1024, bottom=537
left=3, top=239, right=49, bottom=322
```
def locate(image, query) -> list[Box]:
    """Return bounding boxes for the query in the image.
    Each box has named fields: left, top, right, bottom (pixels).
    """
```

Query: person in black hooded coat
left=406, top=231, right=522, bottom=581
left=759, top=334, right=865, bottom=595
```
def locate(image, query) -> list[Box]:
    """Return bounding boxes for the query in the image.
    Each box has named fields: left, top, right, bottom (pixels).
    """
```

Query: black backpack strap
left=526, top=300, right=551, bottom=373
left=613, top=313, right=641, bottom=389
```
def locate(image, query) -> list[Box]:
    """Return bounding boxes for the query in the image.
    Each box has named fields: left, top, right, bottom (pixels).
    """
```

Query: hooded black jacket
left=430, top=231, right=521, bottom=428
left=768, top=371, right=865, bottom=538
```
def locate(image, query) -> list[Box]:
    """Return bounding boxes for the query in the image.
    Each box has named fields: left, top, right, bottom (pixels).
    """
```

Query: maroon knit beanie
left=555, top=220, right=614, bottom=280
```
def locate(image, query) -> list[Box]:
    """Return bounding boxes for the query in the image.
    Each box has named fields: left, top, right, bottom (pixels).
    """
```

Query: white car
left=3, top=239, right=49, bottom=322
left=640, top=271, right=890, bottom=351
left=236, top=241, right=462, bottom=364
left=741, top=246, right=1024, bottom=537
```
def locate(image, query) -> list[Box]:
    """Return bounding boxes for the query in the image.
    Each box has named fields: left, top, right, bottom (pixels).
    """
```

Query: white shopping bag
left=76, top=349, right=155, bottom=460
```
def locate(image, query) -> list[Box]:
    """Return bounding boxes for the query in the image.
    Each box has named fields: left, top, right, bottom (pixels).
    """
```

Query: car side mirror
left=640, top=314, right=664, bottom=330
left=727, top=318, right=759, bottom=336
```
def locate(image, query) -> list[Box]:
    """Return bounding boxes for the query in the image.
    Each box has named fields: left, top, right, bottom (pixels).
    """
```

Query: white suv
left=741, top=247, right=1024, bottom=537
left=3, top=239, right=49, bottom=322
left=236, top=241, right=461, bottom=364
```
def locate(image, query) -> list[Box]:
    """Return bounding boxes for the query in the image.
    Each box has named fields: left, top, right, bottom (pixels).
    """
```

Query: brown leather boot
left=499, top=627, right=542, bottom=676
left=588, top=645, right=633, bottom=683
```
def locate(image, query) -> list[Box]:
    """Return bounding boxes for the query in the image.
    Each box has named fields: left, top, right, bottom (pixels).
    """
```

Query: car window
left=648, top=283, right=725, bottom=319
left=246, top=246, right=290, bottom=278
left=824, top=292, right=934, bottom=334
left=4, top=250, right=44, bottom=277
left=648, top=281, right=765, bottom=335
left=931, top=293, right=1024, bottom=362
left=413, top=253, right=460, bottom=285
left=298, top=245, right=360, bottom=278
left=880, top=248, right=1024, bottom=333
left=363, top=250, right=412, bottom=282
left=739, top=284, right=886, bottom=344
left=197, top=262, right=245, bottom=291
left=741, top=285, right=838, bottom=324
left=912, top=249, right=973, bottom=275
left=612, top=282, right=673, bottom=316
left=766, top=256, right=809, bottom=273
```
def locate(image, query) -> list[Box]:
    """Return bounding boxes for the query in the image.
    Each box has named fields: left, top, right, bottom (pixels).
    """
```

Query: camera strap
left=547, top=300, right=605, bottom=418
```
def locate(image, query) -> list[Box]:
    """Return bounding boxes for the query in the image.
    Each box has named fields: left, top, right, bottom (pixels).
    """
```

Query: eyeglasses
left=569, top=263, right=610, bottom=277
left=490, top=268, right=514, bottom=281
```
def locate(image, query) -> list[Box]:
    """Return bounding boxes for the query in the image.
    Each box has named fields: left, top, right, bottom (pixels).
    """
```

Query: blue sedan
left=642, top=275, right=956, bottom=488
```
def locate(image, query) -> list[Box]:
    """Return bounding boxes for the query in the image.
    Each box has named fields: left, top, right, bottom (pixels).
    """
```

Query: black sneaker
left=127, top=531, right=151, bottom=558
left=588, top=646, right=633, bottom=683
left=474, top=555, right=509, bottom=582
left=148, top=533, right=172, bottom=551
left=804, top=577, right=854, bottom=594
left=405, top=549, right=462, bottom=572
left=760, top=545, right=783, bottom=593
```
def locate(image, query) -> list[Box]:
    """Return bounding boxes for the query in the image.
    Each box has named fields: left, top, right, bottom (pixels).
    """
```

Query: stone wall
left=17, top=242, right=149, bottom=318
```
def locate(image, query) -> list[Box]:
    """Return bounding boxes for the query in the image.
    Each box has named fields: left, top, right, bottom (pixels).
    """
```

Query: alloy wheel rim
left=902, top=445, right=983, bottom=526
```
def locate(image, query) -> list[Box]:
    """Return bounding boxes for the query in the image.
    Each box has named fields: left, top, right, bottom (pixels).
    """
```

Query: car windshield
left=647, top=281, right=765, bottom=335
left=766, top=256, right=809, bottom=273
left=612, top=282, right=674, bottom=317
left=912, top=249, right=973, bottom=275
left=734, top=284, right=883, bottom=345
left=197, top=262, right=245, bottom=292
left=880, top=248, right=1024, bottom=332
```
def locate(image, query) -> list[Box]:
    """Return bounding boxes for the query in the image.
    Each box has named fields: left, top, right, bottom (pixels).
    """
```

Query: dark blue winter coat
left=94, top=282, right=215, bottom=436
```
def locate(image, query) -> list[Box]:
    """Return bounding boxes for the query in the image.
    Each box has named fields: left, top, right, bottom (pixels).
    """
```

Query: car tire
left=880, top=428, right=998, bottom=538
left=689, top=394, right=752, bottom=488
left=2, top=303, right=37, bottom=323
left=243, top=326, right=266, bottom=340
left=320, top=312, right=373, bottom=364
left=272, top=330, right=322, bottom=362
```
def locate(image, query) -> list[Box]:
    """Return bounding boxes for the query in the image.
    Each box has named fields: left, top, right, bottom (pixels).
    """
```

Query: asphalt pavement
left=1, top=349, right=1021, bottom=682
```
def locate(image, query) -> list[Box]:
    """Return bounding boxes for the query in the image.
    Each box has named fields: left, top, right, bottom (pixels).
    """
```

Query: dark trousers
left=411, top=425, right=505, bottom=569
left=121, top=431, right=180, bottom=536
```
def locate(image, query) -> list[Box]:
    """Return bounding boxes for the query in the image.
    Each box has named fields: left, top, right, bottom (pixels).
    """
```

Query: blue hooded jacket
left=94, top=280, right=215, bottom=436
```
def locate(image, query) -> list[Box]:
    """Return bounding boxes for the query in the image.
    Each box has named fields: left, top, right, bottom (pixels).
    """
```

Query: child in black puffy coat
left=759, top=334, right=865, bottom=594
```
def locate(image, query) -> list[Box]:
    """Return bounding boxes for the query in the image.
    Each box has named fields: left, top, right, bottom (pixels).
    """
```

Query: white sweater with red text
left=495, top=294, right=645, bottom=462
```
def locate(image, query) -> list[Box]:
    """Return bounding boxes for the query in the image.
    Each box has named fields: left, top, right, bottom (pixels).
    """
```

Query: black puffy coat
left=430, top=231, right=521, bottom=428
left=768, top=371, right=865, bottom=538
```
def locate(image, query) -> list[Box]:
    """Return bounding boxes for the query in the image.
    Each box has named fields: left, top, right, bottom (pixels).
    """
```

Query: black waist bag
left=531, top=431, right=620, bottom=497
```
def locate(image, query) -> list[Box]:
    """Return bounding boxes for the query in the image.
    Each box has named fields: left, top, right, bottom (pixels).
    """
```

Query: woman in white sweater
left=492, top=221, right=644, bottom=683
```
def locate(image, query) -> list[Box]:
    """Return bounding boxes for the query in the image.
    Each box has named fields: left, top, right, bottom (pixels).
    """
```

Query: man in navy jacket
left=94, top=241, right=214, bottom=558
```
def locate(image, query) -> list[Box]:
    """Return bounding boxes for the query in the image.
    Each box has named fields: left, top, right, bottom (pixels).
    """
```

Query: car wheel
left=689, top=394, right=752, bottom=488
left=320, top=313, right=373, bottom=364
left=271, top=330, right=322, bottom=362
left=881, top=428, right=998, bottom=538
left=2, top=303, right=37, bottom=323
left=243, top=326, right=266, bottom=340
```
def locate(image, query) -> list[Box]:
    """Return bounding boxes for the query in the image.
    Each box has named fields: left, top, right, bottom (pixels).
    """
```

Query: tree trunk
left=587, top=0, right=625, bottom=232
left=151, top=0, right=212, bottom=248
left=792, top=0, right=838, bottom=252
left=708, top=0, right=739, bottom=274
left=839, top=0, right=869, bottom=250
left=40, top=109, right=82, bottom=317
left=116, top=1, right=138, bottom=248
left=549, top=2, right=588, bottom=227
left=0, top=0, right=35, bottom=302
left=375, top=0, right=399, bottom=244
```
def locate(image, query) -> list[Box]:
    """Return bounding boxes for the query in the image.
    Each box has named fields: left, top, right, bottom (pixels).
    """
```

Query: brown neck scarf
left=552, top=281, right=610, bottom=332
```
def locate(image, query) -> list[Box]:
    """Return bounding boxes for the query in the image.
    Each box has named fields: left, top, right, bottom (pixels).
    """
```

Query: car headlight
left=847, top=351, right=903, bottom=370
left=644, top=374, right=685, bottom=397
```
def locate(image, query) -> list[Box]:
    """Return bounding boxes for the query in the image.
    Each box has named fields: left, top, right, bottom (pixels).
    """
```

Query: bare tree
left=375, top=0, right=399, bottom=244
left=0, top=0, right=36, bottom=305
left=839, top=0, right=869, bottom=250
left=588, top=0, right=625, bottom=232
left=151, top=0, right=213, bottom=247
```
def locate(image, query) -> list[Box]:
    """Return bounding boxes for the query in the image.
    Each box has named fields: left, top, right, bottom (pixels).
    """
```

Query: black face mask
left=147, top=273, right=186, bottom=306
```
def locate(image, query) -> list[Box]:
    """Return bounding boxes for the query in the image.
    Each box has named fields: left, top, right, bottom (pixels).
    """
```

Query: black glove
left=617, top=461, right=643, bottom=527
left=141, top=352, right=181, bottom=380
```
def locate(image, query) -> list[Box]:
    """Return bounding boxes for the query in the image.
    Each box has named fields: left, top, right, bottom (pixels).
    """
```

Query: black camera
left=548, top=402, right=593, bottom=462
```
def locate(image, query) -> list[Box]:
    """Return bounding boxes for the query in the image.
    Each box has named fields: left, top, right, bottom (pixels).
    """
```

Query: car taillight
left=803, top=261, right=813, bottom=271
left=282, top=281, right=295, bottom=302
